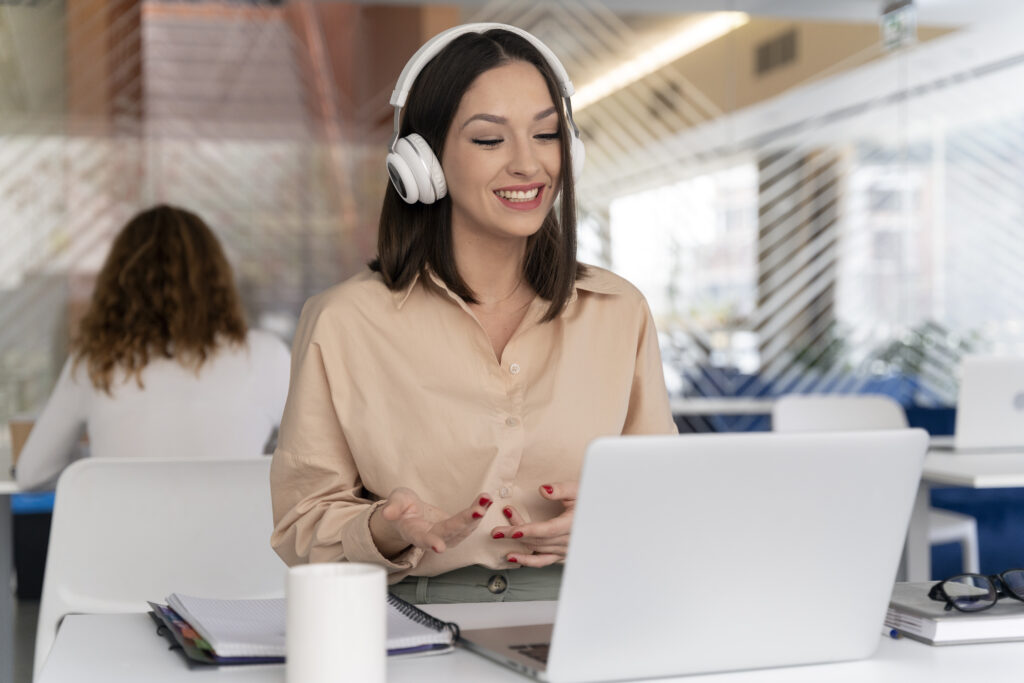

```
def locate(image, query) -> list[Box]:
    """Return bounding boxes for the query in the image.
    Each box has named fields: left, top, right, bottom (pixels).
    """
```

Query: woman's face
left=441, top=60, right=562, bottom=245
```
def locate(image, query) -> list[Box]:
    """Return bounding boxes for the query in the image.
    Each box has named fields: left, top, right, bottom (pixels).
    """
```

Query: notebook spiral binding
left=386, top=592, right=461, bottom=640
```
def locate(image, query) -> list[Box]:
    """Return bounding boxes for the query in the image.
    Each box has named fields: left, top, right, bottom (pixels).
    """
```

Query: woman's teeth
left=495, top=188, right=539, bottom=202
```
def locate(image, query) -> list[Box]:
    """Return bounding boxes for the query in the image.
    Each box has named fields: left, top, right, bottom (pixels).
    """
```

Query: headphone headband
left=388, top=22, right=575, bottom=109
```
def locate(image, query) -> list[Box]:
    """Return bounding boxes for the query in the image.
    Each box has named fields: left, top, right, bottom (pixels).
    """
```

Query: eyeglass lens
left=1000, top=569, right=1024, bottom=599
left=944, top=575, right=997, bottom=612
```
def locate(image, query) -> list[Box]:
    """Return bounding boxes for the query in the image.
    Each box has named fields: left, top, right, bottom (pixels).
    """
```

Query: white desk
left=37, top=604, right=1024, bottom=683
left=904, top=449, right=1024, bottom=582
left=669, top=398, right=775, bottom=416
left=1, top=478, right=19, bottom=683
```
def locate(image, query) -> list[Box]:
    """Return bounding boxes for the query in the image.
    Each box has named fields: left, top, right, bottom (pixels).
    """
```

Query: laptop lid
left=954, top=356, right=1024, bottom=450
left=461, top=430, right=925, bottom=683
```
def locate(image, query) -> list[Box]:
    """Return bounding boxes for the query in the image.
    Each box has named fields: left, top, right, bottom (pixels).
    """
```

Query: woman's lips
left=493, top=185, right=544, bottom=211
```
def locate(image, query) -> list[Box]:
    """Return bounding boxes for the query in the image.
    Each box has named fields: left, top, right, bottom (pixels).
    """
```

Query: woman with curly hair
left=15, top=204, right=290, bottom=490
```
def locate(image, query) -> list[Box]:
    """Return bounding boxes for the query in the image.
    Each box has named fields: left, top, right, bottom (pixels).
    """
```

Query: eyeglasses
left=928, top=570, right=1024, bottom=612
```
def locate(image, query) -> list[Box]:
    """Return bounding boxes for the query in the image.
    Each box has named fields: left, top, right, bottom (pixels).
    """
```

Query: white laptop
left=460, top=430, right=928, bottom=683
left=946, top=356, right=1024, bottom=452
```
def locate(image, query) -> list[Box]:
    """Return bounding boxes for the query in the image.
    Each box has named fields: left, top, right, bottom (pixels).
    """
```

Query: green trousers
left=389, top=564, right=563, bottom=604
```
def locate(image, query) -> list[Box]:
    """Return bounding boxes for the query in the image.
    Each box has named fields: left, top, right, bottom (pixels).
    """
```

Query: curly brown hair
left=73, top=204, right=248, bottom=393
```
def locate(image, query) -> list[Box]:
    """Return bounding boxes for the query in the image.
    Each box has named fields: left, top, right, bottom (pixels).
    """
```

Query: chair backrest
left=772, top=394, right=908, bottom=432
left=34, top=457, right=286, bottom=679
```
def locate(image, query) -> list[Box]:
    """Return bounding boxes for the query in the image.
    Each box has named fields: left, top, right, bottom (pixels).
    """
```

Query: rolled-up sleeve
left=269, top=299, right=423, bottom=572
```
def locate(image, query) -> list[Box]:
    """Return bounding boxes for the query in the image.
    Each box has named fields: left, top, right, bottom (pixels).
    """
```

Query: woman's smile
left=493, top=183, right=546, bottom=210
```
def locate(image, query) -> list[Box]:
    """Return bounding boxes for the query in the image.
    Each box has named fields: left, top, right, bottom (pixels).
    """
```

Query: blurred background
left=3, top=0, right=1024, bottom=442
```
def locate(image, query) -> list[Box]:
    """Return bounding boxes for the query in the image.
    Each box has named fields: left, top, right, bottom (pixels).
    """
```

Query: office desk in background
left=37, top=603, right=1024, bottom=683
left=905, top=448, right=1024, bottom=582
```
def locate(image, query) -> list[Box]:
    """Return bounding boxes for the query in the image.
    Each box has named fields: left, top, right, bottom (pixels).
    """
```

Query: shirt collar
left=391, top=271, right=423, bottom=310
left=571, top=264, right=623, bottom=300
left=391, top=263, right=622, bottom=310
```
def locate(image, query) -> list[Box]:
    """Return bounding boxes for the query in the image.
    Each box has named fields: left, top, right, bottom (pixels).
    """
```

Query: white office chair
left=772, top=394, right=979, bottom=577
left=33, top=457, right=287, bottom=680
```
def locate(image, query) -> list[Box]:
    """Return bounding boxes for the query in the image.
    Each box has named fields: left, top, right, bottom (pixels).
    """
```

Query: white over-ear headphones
left=385, top=23, right=585, bottom=205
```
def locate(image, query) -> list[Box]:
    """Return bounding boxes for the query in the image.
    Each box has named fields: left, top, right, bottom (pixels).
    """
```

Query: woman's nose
left=507, top=138, right=540, bottom=177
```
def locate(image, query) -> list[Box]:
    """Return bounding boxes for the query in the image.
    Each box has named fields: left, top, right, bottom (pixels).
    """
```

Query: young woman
left=15, top=204, right=290, bottom=490
left=270, top=25, right=676, bottom=603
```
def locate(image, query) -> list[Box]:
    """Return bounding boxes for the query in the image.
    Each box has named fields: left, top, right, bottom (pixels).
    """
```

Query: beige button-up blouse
left=270, top=264, right=677, bottom=582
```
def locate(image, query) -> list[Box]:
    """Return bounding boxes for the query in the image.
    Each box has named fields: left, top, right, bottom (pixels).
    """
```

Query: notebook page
left=386, top=605, right=452, bottom=650
left=166, top=593, right=454, bottom=657
left=167, top=595, right=285, bottom=657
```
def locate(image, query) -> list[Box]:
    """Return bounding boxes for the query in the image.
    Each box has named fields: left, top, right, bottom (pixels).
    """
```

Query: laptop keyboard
left=510, top=643, right=550, bottom=664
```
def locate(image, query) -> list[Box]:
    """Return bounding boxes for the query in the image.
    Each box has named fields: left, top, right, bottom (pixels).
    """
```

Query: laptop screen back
left=546, top=430, right=927, bottom=683
left=955, top=356, right=1024, bottom=450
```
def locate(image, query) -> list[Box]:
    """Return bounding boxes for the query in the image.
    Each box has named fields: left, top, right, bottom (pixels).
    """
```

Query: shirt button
left=487, top=575, right=508, bottom=594
left=499, top=486, right=510, bottom=498
left=509, top=363, right=521, bottom=375
left=505, top=416, right=518, bottom=427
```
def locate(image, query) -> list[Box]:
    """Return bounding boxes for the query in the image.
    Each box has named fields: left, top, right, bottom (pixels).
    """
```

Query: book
left=149, top=592, right=458, bottom=665
left=885, top=582, right=1024, bottom=645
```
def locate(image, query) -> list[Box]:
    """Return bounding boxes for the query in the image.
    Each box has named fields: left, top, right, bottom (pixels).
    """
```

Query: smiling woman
left=269, top=24, right=678, bottom=604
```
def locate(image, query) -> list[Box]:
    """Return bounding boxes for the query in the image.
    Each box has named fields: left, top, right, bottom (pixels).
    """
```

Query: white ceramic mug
left=286, top=562, right=386, bottom=683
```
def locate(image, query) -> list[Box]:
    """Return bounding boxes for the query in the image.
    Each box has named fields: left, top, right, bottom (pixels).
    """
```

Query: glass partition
left=2, top=0, right=1022, bottom=457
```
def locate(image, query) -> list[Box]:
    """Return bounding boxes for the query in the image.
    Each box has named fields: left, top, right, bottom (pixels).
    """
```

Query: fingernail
left=508, top=556, right=518, bottom=563
left=542, top=485, right=554, bottom=494
left=479, top=496, right=492, bottom=507
left=493, top=532, right=505, bottom=539
left=503, top=507, right=513, bottom=519
left=512, top=531, right=524, bottom=539
left=472, top=512, right=483, bottom=519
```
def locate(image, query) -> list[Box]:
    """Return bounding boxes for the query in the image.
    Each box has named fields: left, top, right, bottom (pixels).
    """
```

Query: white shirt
left=16, top=329, right=291, bottom=491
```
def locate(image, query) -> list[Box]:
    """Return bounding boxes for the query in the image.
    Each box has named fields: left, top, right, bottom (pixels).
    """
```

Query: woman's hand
left=490, top=482, right=577, bottom=567
left=369, top=487, right=493, bottom=558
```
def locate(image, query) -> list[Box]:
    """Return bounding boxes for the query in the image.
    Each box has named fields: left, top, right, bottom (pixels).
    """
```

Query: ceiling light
left=573, top=12, right=750, bottom=111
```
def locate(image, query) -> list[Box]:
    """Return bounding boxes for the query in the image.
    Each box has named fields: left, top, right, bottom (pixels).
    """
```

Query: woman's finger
left=509, top=516, right=572, bottom=540
left=539, top=481, right=579, bottom=502
left=519, top=543, right=569, bottom=555
left=501, top=504, right=527, bottom=526
left=507, top=552, right=561, bottom=568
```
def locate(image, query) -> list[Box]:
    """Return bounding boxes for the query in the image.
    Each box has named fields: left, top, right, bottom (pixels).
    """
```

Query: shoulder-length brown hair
left=73, top=204, right=247, bottom=393
left=370, top=28, right=586, bottom=322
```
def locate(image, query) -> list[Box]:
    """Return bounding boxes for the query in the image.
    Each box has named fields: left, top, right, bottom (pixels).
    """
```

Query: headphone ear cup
left=405, top=133, right=447, bottom=203
left=570, top=133, right=585, bottom=184
left=386, top=149, right=419, bottom=204
left=393, top=137, right=436, bottom=204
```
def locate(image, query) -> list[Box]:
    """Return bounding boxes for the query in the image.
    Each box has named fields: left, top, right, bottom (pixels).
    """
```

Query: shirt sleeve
left=268, top=300, right=424, bottom=572
left=622, top=298, right=678, bottom=436
left=257, top=331, right=292, bottom=428
left=15, top=358, right=90, bottom=491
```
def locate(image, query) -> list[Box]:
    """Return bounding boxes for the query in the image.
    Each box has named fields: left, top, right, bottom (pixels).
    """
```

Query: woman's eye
left=471, top=138, right=502, bottom=147
left=535, top=133, right=560, bottom=141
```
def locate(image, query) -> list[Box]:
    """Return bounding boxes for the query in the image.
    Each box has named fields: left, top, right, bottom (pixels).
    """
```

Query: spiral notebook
left=149, top=592, right=458, bottom=665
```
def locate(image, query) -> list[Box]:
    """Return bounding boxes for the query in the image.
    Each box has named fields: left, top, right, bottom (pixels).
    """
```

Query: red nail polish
left=493, top=532, right=505, bottom=539
left=503, top=507, right=513, bottom=519
left=479, top=496, right=492, bottom=507
left=472, top=512, right=483, bottom=519
left=542, top=485, right=554, bottom=494
left=508, top=556, right=518, bottom=563
left=512, top=531, right=524, bottom=539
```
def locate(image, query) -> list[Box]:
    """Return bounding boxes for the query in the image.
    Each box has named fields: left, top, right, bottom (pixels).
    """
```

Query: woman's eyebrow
left=461, top=107, right=558, bottom=129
